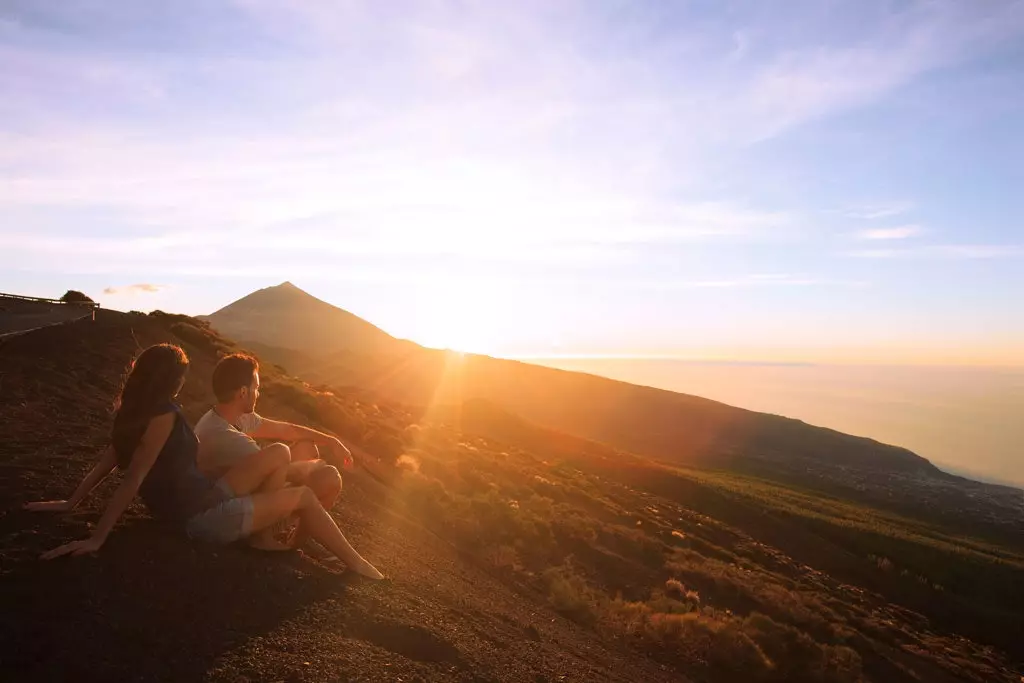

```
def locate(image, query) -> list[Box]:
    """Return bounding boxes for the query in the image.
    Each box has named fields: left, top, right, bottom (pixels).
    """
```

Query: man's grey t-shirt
left=195, top=409, right=263, bottom=477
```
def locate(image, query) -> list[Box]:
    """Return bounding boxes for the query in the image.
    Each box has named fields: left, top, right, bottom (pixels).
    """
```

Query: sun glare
left=410, top=282, right=511, bottom=355
left=417, top=311, right=495, bottom=354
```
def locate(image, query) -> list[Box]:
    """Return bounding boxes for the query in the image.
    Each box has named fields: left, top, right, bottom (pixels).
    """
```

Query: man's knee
left=295, top=485, right=320, bottom=508
left=290, top=440, right=320, bottom=462
left=308, top=464, right=342, bottom=504
left=262, top=443, right=291, bottom=469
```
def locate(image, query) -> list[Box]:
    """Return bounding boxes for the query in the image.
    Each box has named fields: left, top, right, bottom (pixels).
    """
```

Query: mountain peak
left=204, top=281, right=402, bottom=356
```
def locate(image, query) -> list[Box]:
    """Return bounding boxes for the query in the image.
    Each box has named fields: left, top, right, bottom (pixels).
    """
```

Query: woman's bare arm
left=40, top=413, right=174, bottom=559
left=24, top=446, right=118, bottom=512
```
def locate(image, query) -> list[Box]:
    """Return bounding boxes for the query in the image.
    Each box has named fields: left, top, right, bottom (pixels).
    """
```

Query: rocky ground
left=0, top=312, right=681, bottom=683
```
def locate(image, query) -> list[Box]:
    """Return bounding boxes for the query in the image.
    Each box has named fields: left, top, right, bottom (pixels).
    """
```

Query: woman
left=25, top=343, right=384, bottom=580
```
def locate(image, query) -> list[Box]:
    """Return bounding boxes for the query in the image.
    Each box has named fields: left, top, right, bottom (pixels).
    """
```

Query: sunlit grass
left=668, top=465, right=1024, bottom=568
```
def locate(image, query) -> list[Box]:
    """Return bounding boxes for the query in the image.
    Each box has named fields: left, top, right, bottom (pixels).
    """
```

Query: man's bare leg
left=216, top=443, right=294, bottom=552
left=290, top=463, right=343, bottom=560
left=247, top=486, right=384, bottom=579
left=232, top=441, right=344, bottom=554
left=257, top=454, right=343, bottom=553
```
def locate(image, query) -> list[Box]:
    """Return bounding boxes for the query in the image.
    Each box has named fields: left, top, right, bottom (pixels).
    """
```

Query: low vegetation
left=59, top=290, right=95, bottom=304
left=162, top=313, right=1024, bottom=682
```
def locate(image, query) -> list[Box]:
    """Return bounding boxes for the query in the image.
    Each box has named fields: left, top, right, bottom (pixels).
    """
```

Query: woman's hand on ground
left=40, top=535, right=104, bottom=560
left=24, top=500, right=74, bottom=513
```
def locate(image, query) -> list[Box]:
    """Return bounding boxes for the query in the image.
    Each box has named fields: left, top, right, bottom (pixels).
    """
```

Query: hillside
left=201, top=283, right=1021, bottom=541
left=0, top=309, right=678, bottom=683
left=2, top=308, right=1022, bottom=682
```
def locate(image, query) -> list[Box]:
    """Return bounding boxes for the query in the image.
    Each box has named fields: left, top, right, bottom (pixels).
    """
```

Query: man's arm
left=25, top=446, right=118, bottom=512
left=250, top=417, right=353, bottom=468
left=250, top=417, right=336, bottom=444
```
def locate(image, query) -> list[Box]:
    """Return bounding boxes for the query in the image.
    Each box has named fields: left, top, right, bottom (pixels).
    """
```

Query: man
left=195, top=353, right=351, bottom=550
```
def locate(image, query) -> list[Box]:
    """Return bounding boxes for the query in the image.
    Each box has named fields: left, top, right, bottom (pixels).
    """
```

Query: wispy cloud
left=103, top=283, right=167, bottom=295
left=856, top=225, right=924, bottom=240
left=841, top=201, right=916, bottom=220
left=635, top=274, right=870, bottom=290
left=848, top=245, right=1024, bottom=259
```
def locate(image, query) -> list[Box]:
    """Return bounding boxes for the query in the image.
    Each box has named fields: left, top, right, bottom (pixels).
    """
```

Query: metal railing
left=0, top=291, right=100, bottom=308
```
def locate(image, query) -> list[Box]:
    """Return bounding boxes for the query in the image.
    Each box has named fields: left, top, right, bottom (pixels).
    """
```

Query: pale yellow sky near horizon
left=93, top=279, right=1024, bottom=368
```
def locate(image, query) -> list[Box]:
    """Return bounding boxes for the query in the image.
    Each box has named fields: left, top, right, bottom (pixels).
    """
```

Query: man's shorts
left=185, top=479, right=255, bottom=544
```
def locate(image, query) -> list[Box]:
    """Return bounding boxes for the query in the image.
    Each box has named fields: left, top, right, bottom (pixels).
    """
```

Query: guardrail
left=0, top=291, right=100, bottom=308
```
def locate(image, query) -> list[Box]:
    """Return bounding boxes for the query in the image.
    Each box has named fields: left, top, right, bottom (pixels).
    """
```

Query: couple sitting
left=25, top=343, right=384, bottom=580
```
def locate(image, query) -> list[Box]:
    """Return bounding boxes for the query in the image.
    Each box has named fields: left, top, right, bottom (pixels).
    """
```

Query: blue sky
left=1, top=1, right=1022, bottom=363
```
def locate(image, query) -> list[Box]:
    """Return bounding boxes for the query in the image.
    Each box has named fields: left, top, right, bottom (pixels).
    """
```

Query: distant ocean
left=528, top=358, right=1024, bottom=488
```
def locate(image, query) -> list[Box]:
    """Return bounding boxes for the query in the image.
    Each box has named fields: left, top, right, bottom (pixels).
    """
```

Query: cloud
left=841, top=201, right=916, bottom=220
left=103, top=283, right=167, bottom=295
left=0, top=0, right=1021, bottom=287
left=848, top=244, right=1024, bottom=259
left=738, top=2, right=1024, bottom=141
left=856, top=225, right=924, bottom=240
left=630, top=274, right=869, bottom=290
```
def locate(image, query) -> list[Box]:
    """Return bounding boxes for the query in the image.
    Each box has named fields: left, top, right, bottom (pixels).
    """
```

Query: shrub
left=486, top=545, right=520, bottom=570
left=741, top=613, right=863, bottom=683
left=363, top=428, right=405, bottom=464
left=646, top=612, right=773, bottom=677
left=542, top=564, right=598, bottom=623
left=169, top=321, right=234, bottom=357
left=60, top=290, right=94, bottom=304
left=664, top=579, right=700, bottom=605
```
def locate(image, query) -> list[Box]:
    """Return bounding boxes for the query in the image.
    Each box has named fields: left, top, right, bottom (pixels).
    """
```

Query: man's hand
left=327, top=438, right=354, bottom=470
left=40, top=535, right=105, bottom=560
left=24, top=500, right=75, bottom=513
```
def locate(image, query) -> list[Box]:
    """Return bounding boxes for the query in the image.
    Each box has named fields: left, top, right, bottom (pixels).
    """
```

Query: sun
left=411, top=283, right=505, bottom=355
left=417, top=310, right=496, bottom=354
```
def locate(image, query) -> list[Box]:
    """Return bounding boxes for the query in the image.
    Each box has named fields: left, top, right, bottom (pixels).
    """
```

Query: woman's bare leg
left=248, top=486, right=384, bottom=579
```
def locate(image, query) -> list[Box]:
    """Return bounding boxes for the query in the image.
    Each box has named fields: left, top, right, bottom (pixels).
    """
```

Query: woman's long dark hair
left=111, top=344, right=189, bottom=468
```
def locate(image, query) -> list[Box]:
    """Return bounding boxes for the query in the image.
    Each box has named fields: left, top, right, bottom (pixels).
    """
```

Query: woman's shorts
left=185, top=479, right=254, bottom=544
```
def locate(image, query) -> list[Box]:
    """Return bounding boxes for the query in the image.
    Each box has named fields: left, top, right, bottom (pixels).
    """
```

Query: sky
left=2, top=0, right=1023, bottom=364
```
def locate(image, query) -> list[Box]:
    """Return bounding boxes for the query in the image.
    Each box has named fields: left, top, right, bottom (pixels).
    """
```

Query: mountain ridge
left=201, top=282, right=940, bottom=479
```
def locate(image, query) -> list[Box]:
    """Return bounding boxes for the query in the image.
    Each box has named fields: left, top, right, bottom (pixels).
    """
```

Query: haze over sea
left=531, top=358, right=1024, bottom=488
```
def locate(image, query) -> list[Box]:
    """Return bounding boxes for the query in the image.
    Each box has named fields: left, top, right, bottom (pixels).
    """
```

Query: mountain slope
left=201, top=281, right=411, bottom=357
left=2, top=309, right=1021, bottom=682
left=0, top=310, right=679, bottom=683
left=201, top=284, right=938, bottom=483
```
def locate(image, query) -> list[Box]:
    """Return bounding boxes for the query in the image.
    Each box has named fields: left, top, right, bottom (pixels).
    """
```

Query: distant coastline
left=525, top=356, right=1024, bottom=488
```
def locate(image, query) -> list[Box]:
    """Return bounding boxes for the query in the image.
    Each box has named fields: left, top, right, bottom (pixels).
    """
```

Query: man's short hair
left=212, top=354, right=259, bottom=403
